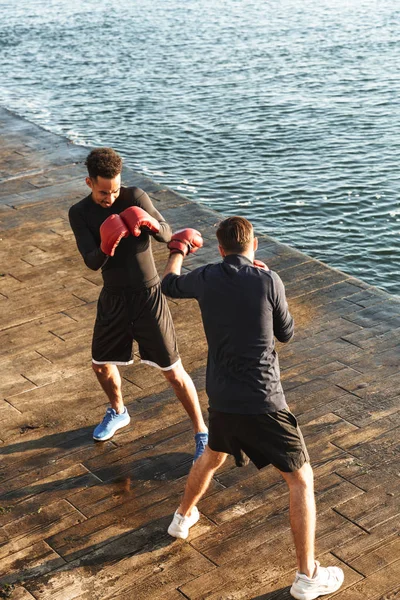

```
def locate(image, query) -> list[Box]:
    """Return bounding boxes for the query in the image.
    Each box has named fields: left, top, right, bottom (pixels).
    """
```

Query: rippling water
left=1, top=0, right=399, bottom=295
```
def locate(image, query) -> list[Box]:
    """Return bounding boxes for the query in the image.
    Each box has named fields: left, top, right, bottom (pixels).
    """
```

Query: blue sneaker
left=193, top=432, right=208, bottom=462
left=93, top=407, right=130, bottom=441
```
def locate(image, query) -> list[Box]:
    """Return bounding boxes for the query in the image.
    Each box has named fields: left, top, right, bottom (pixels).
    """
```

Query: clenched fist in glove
left=253, top=259, right=269, bottom=270
left=120, top=206, right=160, bottom=237
left=100, top=214, right=130, bottom=256
left=167, top=228, right=203, bottom=256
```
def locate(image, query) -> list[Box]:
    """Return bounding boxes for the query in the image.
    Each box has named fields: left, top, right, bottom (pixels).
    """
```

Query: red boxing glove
left=167, top=228, right=203, bottom=256
left=120, top=206, right=160, bottom=237
left=100, top=214, right=130, bottom=256
left=253, top=259, right=269, bottom=270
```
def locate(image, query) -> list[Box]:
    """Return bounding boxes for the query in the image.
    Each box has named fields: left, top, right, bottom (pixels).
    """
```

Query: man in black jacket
left=69, top=148, right=207, bottom=459
left=161, top=217, right=344, bottom=600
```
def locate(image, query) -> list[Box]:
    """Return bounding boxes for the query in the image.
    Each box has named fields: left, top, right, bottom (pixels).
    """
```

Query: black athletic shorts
left=92, top=283, right=180, bottom=369
left=208, top=408, right=309, bottom=472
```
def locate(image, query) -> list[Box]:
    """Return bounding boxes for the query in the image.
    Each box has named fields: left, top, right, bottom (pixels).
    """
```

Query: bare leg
left=279, top=462, right=316, bottom=577
left=92, top=363, right=125, bottom=414
left=178, top=446, right=227, bottom=516
left=163, top=361, right=208, bottom=434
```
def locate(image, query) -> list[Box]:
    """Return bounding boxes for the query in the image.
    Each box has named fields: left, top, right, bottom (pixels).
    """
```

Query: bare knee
left=280, top=462, right=314, bottom=490
left=163, top=362, right=186, bottom=387
left=92, top=362, right=112, bottom=377
left=198, top=446, right=227, bottom=471
left=92, top=362, right=102, bottom=375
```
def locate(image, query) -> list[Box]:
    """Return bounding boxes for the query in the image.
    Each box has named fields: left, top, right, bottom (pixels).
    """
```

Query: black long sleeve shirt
left=162, top=254, right=294, bottom=414
left=69, top=186, right=171, bottom=290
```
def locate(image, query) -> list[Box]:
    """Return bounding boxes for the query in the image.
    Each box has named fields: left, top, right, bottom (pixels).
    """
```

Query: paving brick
left=0, top=107, right=398, bottom=600
left=0, top=540, right=65, bottom=588
left=331, top=559, right=400, bottom=600
left=335, top=481, right=400, bottom=531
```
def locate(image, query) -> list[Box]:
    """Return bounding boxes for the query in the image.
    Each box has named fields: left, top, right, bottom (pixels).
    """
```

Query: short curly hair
left=85, top=148, right=123, bottom=179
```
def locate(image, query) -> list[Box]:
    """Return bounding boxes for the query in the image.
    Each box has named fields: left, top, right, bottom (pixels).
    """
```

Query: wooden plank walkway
left=0, top=106, right=399, bottom=600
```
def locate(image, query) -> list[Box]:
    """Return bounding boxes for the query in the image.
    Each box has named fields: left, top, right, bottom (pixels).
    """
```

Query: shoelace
left=175, top=513, right=186, bottom=525
left=195, top=436, right=207, bottom=452
left=102, top=409, right=116, bottom=425
left=319, top=567, right=340, bottom=584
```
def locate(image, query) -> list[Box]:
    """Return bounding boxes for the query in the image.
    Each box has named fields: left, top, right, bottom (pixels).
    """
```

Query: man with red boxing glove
left=69, top=148, right=208, bottom=459
left=161, top=217, right=344, bottom=600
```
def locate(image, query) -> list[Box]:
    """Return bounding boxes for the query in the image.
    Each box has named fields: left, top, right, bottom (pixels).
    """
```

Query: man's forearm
left=163, top=253, right=184, bottom=279
left=162, top=227, right=203, bottom=298
left=84, top=247, right=109, bottom=271
left=153, top=220, right=172, bottom=243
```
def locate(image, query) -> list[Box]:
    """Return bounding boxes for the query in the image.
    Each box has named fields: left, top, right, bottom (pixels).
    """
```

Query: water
left=1, top=0, right=399, bottom=295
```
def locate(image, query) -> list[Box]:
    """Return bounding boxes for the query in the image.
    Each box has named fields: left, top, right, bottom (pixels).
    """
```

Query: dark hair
left=85, top=147, right=122, bottom=179
left=216, top=216, right=254, bottom=253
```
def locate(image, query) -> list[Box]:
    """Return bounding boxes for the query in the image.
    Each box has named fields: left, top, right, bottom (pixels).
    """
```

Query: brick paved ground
left=0, top=107, right=399, bottom=600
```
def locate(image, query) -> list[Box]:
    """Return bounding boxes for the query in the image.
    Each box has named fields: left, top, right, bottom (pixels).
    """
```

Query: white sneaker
left=167, top=506, right=200, bottom=539
left=290, top=561, right=344, bottom=600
